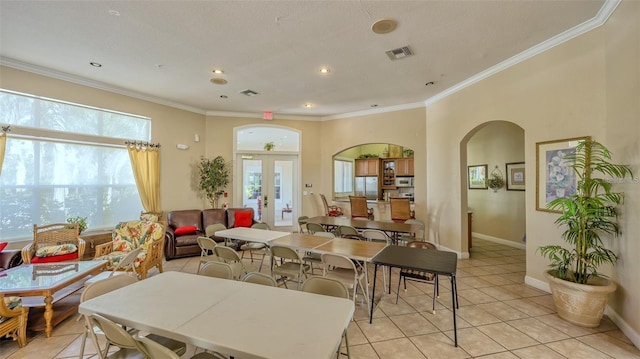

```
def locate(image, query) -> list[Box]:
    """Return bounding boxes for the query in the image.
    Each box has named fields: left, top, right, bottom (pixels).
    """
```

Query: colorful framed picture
left=506, top=162, right=525, bottom=191
left=536, top=136, right=590, bottom=212
left=468, top=164, right=488, bottom=189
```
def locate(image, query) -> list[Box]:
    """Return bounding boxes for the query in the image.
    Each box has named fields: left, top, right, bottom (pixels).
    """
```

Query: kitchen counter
left=332, top=198, right=415, bottom=221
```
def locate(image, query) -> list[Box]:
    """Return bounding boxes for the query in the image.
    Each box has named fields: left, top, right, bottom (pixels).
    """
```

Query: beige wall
left=0, top=66, right=208, bottom=212
left=426, top=0, right=640, bottom=343
left=467, top=122, right=525, bottom=245
left=320, top=107, right=427, bottom=223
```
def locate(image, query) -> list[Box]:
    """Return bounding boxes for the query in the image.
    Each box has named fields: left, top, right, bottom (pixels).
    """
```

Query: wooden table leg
left=44, top=294, right=54, bottom=338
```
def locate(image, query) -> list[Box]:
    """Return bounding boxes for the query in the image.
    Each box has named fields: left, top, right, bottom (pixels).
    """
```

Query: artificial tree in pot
left=538, top=139, right=633, bottom=327
left=198, top=156, right=231, bottom=208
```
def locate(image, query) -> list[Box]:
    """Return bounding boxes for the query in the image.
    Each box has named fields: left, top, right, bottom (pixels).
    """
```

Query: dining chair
left=337, top=225, right=359, bottom=238
left=398, top=219, right=426, bottom=244
left=213, top=246, right=247, bottom=280
left=301, top=277, right=351, bottom=359
left=270, top=245, right=310, bottom=289
left=349, top=196, right=374, bottom=220
left=198, top=260, right=234, bottom=280
left=297, top=216, right=309, bottom=233
left=362, top=229, right=391, bottom=291
left=134, top=336, right=225, bottom=359
left=303, top=231, right=335, bottom=274
left=321, top=253, right=369, bottom=310
left=389, top=197, right=415, bottom=222
left=240, top=223, right=270, bottom=270
left=85, top=247, right=142, bottom=286
left=89, top=313, right=187, bottom=359
left=196, top=237, right=218, bottom=274
left=396, top=241, right=439, bottom=313
left=241, top=271, right=278, bottom=287
left=206, top=223, right=229, bottom=246
left=306, top=222, right=326, bottom=234
left=320, top=193, right=344, bottom=217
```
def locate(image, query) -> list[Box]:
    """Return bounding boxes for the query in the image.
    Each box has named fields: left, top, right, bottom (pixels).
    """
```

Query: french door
left=237, top=154, right=298, bottom=230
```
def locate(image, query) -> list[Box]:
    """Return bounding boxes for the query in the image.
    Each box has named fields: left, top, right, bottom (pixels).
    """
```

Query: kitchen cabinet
left=355, top=158, right=380, bottom=176
left=395, top=158, right=414, bottom=176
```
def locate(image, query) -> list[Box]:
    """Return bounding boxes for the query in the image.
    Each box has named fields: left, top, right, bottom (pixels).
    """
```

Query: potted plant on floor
left=538, top=139, right=633, bottom=327
left=198, top=156, right=231, bottom=208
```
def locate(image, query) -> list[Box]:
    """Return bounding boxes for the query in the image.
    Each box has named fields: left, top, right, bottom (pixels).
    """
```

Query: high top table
left=79, top=271, right=354, bottom=359
left=369, top=245, right=460, bottom=347
left=305, top=216, right=424, bottom=243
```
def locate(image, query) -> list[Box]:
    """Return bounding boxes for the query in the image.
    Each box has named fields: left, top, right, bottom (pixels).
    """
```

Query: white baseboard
left=472, top=233, right=526, bottom=250
left=434, top=243, right=468, bottom=259
left=525, top=275, right=640, bottom=350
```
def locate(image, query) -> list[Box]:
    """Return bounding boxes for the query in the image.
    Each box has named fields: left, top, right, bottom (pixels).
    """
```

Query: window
left=0, top=90, right=149, bottom=242
left=334, top=159, right=353, bottom=194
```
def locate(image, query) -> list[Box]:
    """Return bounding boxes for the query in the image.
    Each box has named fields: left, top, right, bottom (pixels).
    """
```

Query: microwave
left=395, top=177, right=414, bottom=187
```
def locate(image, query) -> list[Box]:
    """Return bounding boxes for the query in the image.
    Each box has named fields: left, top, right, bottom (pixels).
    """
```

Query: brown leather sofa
left=0, top=249, right=23, bottom=272
left=164, top=208, right=257, bottom=260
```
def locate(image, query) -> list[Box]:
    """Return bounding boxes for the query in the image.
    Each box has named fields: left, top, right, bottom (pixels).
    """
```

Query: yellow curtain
left=127, top=141, right=161, bottom=213
left=0, top=127, right=8, bottom=176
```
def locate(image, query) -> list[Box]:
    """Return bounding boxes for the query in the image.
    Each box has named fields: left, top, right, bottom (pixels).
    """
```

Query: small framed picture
left=388, top=144, right=403, bottom=158
left=536, top=136, right=590, bottom=212
left=505, top=162, right=525, bottom=191
left=468, top=164, right=488, bottom=189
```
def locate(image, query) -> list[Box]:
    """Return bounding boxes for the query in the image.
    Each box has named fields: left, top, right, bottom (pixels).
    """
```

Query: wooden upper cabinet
left=395, top=158, right=414, bottom=176
left=355, top=158, right=380, bottom=176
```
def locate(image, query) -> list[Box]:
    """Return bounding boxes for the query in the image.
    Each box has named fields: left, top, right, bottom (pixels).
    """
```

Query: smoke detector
left=385, top=46, right=413, bottom=60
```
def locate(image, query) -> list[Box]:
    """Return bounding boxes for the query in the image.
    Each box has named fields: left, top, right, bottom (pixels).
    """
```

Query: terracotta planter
left=544, top=270, right=616, bottom=327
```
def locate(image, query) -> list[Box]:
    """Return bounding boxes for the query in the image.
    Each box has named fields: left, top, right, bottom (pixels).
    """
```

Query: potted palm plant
left=198, top=156, right=231, bottom=208
left=538, top=139, right=633, bottom=327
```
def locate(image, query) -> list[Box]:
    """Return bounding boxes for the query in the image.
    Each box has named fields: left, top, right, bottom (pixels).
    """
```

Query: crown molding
left=321, top=101, right=425, bottom=121
left=425, top=0, right=620, bottom=106
left=205, top=110, right=321, bottom=121
left=0, top=57, right=207, bottom=115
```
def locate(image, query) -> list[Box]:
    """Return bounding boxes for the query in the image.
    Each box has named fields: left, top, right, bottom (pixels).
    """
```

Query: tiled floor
left=2, top=238, right=639, bottom=358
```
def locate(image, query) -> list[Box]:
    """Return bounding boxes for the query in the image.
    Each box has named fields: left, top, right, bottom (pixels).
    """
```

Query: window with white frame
left=0, top=89, right=149, bottom=242
left=333, top=159, right=353, bottom=195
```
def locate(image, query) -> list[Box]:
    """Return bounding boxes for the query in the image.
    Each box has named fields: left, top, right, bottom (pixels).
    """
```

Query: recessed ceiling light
left=89, top=62, right=102, bottom=67
left=304, top=103, right=314, bottom=108
left=212, top=69, right=224, bottom=75
left=108, top=10, right=120, bottom=16
left=319, top=67, right=331, bottom=74
left=210, top=78, right=228, bottom=85
left=371, top=19, right=397, bottom=34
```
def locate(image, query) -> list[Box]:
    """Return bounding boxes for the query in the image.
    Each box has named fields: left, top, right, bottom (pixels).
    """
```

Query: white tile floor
left=1, top=238, right=639, bottom=358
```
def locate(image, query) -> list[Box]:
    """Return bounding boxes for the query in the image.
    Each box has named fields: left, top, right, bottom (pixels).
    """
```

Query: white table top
left=79, top=271, right=354, bottom=359
left=215, top=227, right=290, bottom=244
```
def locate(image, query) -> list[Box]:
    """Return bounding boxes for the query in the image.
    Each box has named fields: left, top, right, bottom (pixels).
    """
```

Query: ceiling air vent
left=385, top=46, right=413, bottom=60
left=239, top=89, right=259, bottom=96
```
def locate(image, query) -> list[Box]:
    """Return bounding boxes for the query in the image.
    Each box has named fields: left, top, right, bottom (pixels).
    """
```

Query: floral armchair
left=0, top=294, right=29, bottom=348
left=94, top=220, right=167, bottom=280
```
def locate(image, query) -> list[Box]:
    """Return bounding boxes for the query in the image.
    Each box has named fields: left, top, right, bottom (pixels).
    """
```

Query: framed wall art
left=468, top=164, right=488, bottom=189
left=505, top=162, right=525, bottom=191
left=536, top=136, right=590, bottom=212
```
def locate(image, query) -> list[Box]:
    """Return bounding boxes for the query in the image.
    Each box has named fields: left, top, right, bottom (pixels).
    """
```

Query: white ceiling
left=0, top=1, right=607, bottom=119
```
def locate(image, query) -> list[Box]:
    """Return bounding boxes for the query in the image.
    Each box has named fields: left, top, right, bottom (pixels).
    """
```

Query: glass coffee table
left=0, top=260, right=106, bottom=337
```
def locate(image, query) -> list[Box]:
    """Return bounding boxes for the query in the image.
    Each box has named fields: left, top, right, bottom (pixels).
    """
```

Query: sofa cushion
left=174, top=226, right=198, bottom=236
left=234, top=211, right=253, bottom=228
left=35, top=243, right=78, bottom=257
left=113, top=220, right=164, bottom=252
left=30, top=252, right=79, bottom=263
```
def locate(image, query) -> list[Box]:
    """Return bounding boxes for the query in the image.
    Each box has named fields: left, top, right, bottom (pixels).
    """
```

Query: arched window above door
left=236, top=126, right=300, bottom=152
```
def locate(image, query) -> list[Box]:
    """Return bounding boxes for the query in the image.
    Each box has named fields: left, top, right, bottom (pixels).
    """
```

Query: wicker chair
left=21, top=223, right=86, bottom=264
left=94, top=220, right=167, bottom=280
left=320, top=194, right=343, bottom=217
left=389, top=197, right=415, bottom=222
left=349, top=196, right=374, bottom=220
left=0, top=294, right=29, bottom=348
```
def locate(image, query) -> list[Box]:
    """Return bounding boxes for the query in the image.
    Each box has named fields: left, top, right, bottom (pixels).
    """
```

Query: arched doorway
left=461, top=121, right=526, bottom=257
left=234, top=125, right=301, bottom=230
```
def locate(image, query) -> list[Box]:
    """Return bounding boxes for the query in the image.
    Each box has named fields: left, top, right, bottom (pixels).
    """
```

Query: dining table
left=305, top=215, right=424, bottom=243
left=79, top=271, right=354, bottom=359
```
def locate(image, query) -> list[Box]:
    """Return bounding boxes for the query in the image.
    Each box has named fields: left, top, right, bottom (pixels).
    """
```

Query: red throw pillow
left=0, top=242, right=7, bottom=253
left=174, top=225, right=198, bottom=236
left=234, top=211, right=253, bottom=228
